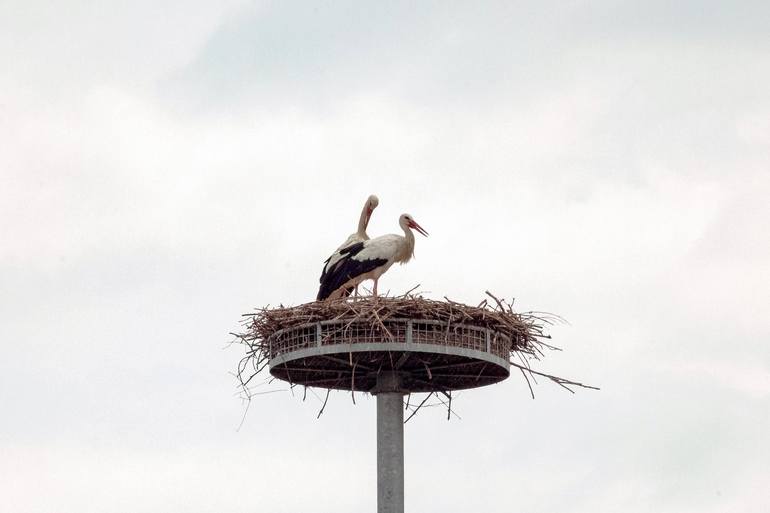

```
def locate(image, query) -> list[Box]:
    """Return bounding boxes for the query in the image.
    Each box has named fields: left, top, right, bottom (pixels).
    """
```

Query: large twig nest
left=233, top=290, right=596, bottom=404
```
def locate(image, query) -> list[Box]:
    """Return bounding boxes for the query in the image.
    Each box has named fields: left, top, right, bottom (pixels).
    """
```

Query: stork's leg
left=354, top=285, right=359, bottom=297
left=373, top=279, right=378, bottom=297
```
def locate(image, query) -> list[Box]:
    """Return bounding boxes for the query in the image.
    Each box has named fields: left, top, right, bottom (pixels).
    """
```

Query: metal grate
left=411, top=322, right=488, bottom=353
left=269, top=318, right=512, bottom=361
left=271, top=324, right=316, bottom=356
left=489, top=332, right=507, bottom=359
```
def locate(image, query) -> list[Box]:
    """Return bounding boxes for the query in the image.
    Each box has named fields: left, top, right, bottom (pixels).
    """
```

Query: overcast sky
left=2, top=1, right=769, bottom=512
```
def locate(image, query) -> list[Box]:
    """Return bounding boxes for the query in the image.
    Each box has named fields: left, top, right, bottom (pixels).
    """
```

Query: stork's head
left=400, top=213, right=429, bottom=237
left=365, top=194, right=379, bottom=226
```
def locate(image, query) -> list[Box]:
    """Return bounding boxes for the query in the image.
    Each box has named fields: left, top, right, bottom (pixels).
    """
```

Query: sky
left=1, top=1, right=769, bottom=511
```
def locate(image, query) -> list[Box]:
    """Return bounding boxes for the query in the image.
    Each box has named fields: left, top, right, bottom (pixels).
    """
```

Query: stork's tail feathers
left=316, top=282, right=354, bottom=301
left=317, top=284, right=332, bottom=301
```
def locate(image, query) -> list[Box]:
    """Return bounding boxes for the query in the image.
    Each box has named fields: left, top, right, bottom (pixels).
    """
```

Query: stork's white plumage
left=317, top=213, right=428, bottom=301
left=320, top=195, right=379, bottom=295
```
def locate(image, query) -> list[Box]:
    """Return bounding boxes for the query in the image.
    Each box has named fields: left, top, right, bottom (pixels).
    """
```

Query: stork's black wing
left=319, top=241, right=366, bottom=283
left=317, top=242, right=387, bottom=300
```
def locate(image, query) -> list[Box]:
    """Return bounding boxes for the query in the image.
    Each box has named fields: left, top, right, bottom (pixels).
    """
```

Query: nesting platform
left=236, top=295, right=559, bottom=397
left=268, top=318, right=511, bottom=392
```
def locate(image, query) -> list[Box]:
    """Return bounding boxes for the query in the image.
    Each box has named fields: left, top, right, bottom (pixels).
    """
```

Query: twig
left=422, top=361, right=432, bottom=380
left=404, top=393, right=433, bottom=424
left=236, top=396, right=251, bottom=431
left=509, top=361, right=599, bottom=392
left=403, top=284, right=421, bottom=297
left=317, top=389, right=331, bottom=419
left=519, top=367, right=535, bottom=399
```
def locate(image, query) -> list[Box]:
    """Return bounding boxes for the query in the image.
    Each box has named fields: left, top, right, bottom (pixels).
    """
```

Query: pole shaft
left=377, top=391, right=404, bottom=513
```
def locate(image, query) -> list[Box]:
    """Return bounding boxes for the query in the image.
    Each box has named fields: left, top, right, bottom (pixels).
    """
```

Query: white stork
left=317, top=213, right=428, bottom=300
left=319, top=194, right=379, bottom=296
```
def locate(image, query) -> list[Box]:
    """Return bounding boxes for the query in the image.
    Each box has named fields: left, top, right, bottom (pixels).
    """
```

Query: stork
left=317, top=213, right=428, bottom=301
left=320, top=194, right=379, bottom=296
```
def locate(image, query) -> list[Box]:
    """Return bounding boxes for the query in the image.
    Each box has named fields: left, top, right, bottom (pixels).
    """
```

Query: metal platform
left=267, top=318, right=511, bottom=392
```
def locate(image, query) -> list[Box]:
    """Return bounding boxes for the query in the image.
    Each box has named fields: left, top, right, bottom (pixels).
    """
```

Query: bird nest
left=233, top=290, right=595, bottom=418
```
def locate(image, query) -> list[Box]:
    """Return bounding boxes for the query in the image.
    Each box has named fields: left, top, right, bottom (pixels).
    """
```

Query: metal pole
left=375, top=373, right=404, bottom=513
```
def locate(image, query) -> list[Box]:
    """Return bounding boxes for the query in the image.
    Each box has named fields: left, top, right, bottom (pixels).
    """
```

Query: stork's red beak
left=409, top=220, right=429, bottom=237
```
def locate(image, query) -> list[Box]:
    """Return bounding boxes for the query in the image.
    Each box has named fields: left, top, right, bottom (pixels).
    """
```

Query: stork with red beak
left=317, top=213, right=429, bottom=301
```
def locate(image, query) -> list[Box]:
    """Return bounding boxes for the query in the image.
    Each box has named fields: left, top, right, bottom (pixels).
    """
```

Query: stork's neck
left=356, top=203, right=370, bottom=238
left=398, top=224, right=416, bottom=263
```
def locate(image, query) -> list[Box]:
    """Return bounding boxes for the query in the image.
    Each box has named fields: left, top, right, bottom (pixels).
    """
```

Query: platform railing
left=268, top=318, right=511, bottom=361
